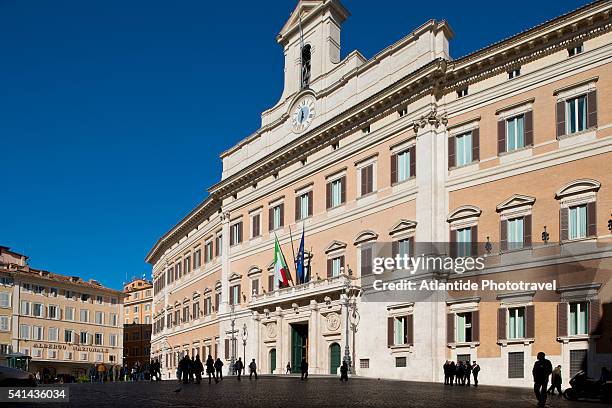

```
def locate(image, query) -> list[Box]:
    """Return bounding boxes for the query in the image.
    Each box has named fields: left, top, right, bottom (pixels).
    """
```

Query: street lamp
left=242, top=323, right=248, bottom=368
left=342, top=280, right=352, bottom=374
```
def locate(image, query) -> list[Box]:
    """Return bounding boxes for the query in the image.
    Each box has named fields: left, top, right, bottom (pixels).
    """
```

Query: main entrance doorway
left=329, top=343, right=341, bottom=374
left=290, top=323, right=308, bottom=373
left=269, top=348, right=276, bottom=374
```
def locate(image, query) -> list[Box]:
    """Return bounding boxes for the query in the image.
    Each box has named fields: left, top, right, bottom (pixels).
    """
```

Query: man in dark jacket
left=464, top=360, right=472, bottom=386
left=300, top=358, right=309, bottom=380
left=533, top=352, right=553, bottom=407
left=340, top=361, right=349, bottom=382
left=472, top=361, right=480, bottom=386
left=206, top=355, right=218, bottom=384
left=193, top=355, right=203, bottom=384
left=448, top=361, right=456, bottom=386
left=214, top=358, right=224, bottom=381
left=548, top=365, right=562, bottom=395
left=235, top=358, right=244, bottom=380
left=443, top=361, right=449, bottom=385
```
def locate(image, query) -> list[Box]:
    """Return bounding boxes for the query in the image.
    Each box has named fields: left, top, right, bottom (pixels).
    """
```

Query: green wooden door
left=270, top=348, right=276, bottom=374
left=291, top=324, right=308, bottom=373
left=329, top=343, right=341, bottom=374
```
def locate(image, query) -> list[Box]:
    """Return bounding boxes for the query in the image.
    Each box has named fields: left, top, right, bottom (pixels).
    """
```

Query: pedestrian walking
left=300, top=358, right=308, bottom=380
left=206, top=355, right=218, bottom=384
left=548, top=365, right=562, bottom=395
left=89, top=366, right=96, bottom=383
left=249, top=359, right=258, bottom=380
left=193, top=355, right=203, bottom=384
left=235, top=358, right=244, bottom=381
left=286, top=362, right=291, bottom=374
left=532, top=352, right=553, bottom=407
left=472, top=361, right=480, bottom=386
left=214, top=358, right=224, bottom=381
left=448, top=361, right=456, bottom=386
left=340, top=361, right=349, bottom=382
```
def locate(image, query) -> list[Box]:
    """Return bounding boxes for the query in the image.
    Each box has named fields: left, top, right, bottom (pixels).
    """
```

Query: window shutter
left=557, top=302, right=568, bottom=338
left=295, top=196, right=300, bottom=221
left=308, top=191, right=313, bottom=216
left=409, top=237, right=415, bottom=257
left=449, top=229, right=457, bottom=258
left=340, top=256, right=345, bottom=274
left=269, top=208, right=274, bottom=231
left=524, top=215, right=532, bottom=247
left=215, top=240, right=219, bottom=257
left=500, top=220, right=508, bottom=252
left=587, top=201, right=597, bottom=237
left=497, top=308, right=506, bottom=340
left=470, top=225, right=478, bottom=256
left=268, top=275, right=274, bottom=292
left=387, top=317, right=394, bottom=347
left=590, top=298, right=600, bottom=334
left=524, top=110, right=534, bottom=146
left=392, top=241, right=399, bottom=259
left=229, top=287, right=234, bottom=305
left=224, top=339, right=229, bottom=359
left=526, top=305, right=535, bottom=339
left=254, top=215, right=259, bottom=237
left=448, top=136, right=456, bottom=169
left=361, top=247, right=372, bottom=276
left=230, top=228, right=235, bottom=246
left=560, top=208, right=569, bottom=241
left=237, top=285, right=241, bottom=304
left=587, top=90, right=597, bottom=129
left=340, top=176, right=346, bottom=203
left=407, top=314, right=414, bottom=346
left=326, top=182, right=332, bottom=209
left=279, top=203, right=284, bottom=227
left=390, top=153, right=397, bottom=184
left=238, top=222, right=243, bottom=244
left=556, top=100, right=566, bottom=138
left=472, top=311, right=480, bottom=342
left=327, top=259, right=332, bottom=278
left=360, top=167, right=367, bottom=196
left=447, top=313, right=455, bottom=343
left=409, top=148, right=416, bottom=178
left=497, top=120, right=506, bottom=154
left=472, top=129, right=480, bottom=162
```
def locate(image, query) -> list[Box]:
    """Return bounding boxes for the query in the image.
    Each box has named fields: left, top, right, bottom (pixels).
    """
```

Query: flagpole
left=299, top=12, right=304, bottom=89
left=288, top=225, right=298, bottom=284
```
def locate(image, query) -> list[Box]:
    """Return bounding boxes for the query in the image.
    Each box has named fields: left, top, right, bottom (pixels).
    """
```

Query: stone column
left=308, top=300, right=319, bottom=374
left=219, top=211, right=231, bottom=314
left=275, top=307, right=283, bottom=374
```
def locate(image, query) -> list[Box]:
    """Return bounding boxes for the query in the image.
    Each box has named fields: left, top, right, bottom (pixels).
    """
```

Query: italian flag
left=273, top=235, right=290, bottom=288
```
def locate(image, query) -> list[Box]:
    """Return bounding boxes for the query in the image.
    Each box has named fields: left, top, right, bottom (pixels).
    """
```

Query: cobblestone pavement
left=7, top=376, right=602, bottom=408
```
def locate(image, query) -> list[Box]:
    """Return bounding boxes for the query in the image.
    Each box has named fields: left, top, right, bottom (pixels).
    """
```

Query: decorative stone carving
left=413, top=106, right=448, bottom=134
left=266, top=322, right=277, bottom=339
left=326, top=312, right=341, bottom=332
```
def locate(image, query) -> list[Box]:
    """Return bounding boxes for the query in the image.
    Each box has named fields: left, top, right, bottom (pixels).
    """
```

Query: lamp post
left=242, top=323, right=248, bottom=367
left=230, top=303, right=236, bottom=375
left=342, top=280, right=352, bottom=374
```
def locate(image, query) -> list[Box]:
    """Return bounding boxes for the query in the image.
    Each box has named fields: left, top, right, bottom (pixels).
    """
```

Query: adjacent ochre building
left=147, top=0, right=612, bottom=387
left=123, top=278, right=153, bottom=368
left=0, top=247, right=124, bottom=378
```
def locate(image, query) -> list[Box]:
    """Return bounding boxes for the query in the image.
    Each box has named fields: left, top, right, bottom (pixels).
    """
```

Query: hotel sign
left=32, top=343, right=110, bottom=353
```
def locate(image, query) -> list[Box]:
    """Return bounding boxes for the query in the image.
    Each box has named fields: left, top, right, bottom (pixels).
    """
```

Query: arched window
left=301, top=44, right=311, bottom=89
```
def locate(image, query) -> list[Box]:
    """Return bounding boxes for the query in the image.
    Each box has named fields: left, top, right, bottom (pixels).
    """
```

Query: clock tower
left=277, top=0, right=350, bottom=100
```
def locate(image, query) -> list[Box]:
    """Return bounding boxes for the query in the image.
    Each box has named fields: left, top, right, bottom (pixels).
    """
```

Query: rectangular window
left=193, top=301, right=200, bottom=319
left=19, top=324, right=30, bottom=340
left=569, top=204, right=587, bottom=240
left=204, top=297, right=212, bottom=315
left=331, top=179, right=343, bottom=208
left=20, top=300, right=30, bottom=316
left=362, top=125, right=371, bottom=135
left=194, top=249, right=201, bottom=269
left=80, top=352, right=88, bottom=361
left=455, top=132, right=473, bottom=167
left=49, top=287, right=57, bottom=297
left=231, top=285, right=240, bottom=305
left=32, top=303, right=43, bottom=317
left=230, top=222, right=242, bottom=246
left=456, top=227, right=472, bottom=257
left=251, top=214, right=261, bottom=238
left=205, top=242, right=213, bottom=262
left=395, top=357, right=407, bottom=367
left=80, top=332, right=88, bottom=345
left=508, top=68, right=521, bottom=79
left=360, top=164, right=374, bottom=196
left=397, top=238, right=411, bottom=258
left=568, top=44, right=583, bottom=57
left=272, top=206, right=282, bottom=230
left=360, top=359, right=370, bottom=369
left=48, top=327, right=59, bottom=342
left=48, top=350, right=57, bottom=359
left=508, top=352, right=524, bottom=378
left=394, top=316, right=408, bottom=345
left=80, top=309, right=89, bottom=323
left=457, top=88, right=468, bottom=98
left=299, top=193, right=310, bottom=220
left=95, top=333, right=103, bottom=346
left=109, top=334, right=117, bottom=347
left=184, top=256, right=191, bottom=274
left=95, top=311, right=103, bottom=325
left=215, top=234, right=222, bottom=257
left=569, top=302, right=589, bottom=335
left=47, top=305, right=58, bottom=319
left=0, top=316, right=9, bottom=331
left=566, top=95, right=587, bottom=134
left=570, top=349, right=587, bottom=377
left=110, top=313, right=117, bottom=326
left=331, top=257, right=342, bottom=277
left=507, top=217, right=525, bottom=250
left=65, top=290, right=73, bottom=299
left=0, top=292, right=9, bottom=308
left=64, top=329, right=73, bottom=343
left=251, top=279, right=259, bottom=296
left=508, top=307, right=525, bottom=339
left=506, top=115, right=525, bottom=152
left=65, top=307, right=74, bottom=321
left=96, top=295, right=103, bottom=304
left=397, top=150, right=411, bottom=182
left=456, top=313, right=472, bottom=343
left=183, top=306, right=189, bottom=322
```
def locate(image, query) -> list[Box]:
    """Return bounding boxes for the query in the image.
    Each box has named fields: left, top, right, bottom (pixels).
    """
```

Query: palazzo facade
left=148, top=0, right=612, bottom=387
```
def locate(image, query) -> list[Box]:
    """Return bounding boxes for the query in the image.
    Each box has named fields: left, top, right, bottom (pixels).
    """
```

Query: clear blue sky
left=0, top=0, right=584, bottom=289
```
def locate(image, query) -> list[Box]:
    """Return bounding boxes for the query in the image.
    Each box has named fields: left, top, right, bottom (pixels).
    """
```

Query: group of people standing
left=177, top=354, right=224, bottom=384
left=443, top=360, right=480, bottom=386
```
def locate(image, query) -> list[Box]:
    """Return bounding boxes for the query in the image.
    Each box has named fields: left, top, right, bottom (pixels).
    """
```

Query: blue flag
left=296, top=228, right=306, bottom=284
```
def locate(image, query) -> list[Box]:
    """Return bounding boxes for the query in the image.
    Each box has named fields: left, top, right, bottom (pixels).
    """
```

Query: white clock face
left=291, top=97, right=315, bottom=133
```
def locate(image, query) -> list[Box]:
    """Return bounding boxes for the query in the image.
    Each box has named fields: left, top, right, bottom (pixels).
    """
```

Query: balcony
left=249, top=273, right=354, bottom=308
